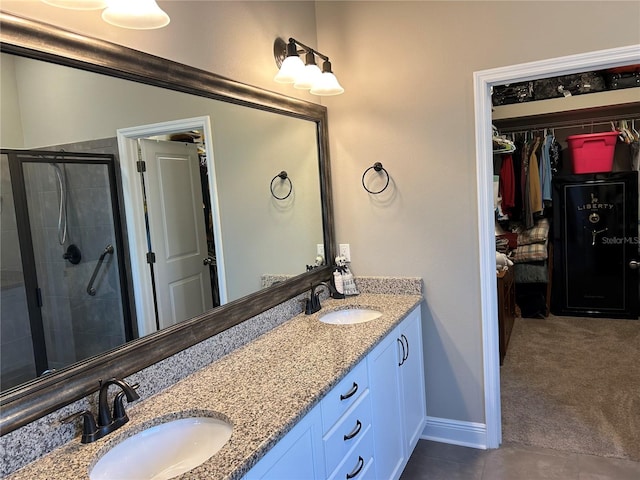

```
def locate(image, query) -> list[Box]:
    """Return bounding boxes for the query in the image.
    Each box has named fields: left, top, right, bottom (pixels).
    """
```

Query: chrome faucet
left=305, top=281, right=343, bottom=315
left=62, top=377, right=139, bottom=443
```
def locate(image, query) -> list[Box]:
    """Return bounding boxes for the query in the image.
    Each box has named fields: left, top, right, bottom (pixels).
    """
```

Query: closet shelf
left=493, top=88, right=640, bottom=129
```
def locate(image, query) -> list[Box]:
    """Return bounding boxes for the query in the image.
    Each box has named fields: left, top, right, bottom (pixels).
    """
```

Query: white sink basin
left=320, top=308, right=382, bottom=325
left=90, top=417, right=232, bottom=480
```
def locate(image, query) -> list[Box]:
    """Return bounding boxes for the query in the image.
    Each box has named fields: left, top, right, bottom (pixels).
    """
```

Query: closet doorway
left=473, top=44, right=640, bottom=450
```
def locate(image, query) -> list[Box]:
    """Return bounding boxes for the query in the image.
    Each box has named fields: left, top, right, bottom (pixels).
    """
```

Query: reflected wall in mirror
left=1, top=52, right=323, bottom=388
left=0, top=12, right=335, bottom=434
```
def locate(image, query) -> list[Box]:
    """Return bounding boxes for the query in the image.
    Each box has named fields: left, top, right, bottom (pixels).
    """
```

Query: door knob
left=203, top=256, right=215, bottom=266
left=630, top=260, right=639, bottom=270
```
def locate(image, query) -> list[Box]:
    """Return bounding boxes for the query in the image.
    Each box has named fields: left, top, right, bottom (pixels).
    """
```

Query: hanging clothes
left=499, top=154, right=516, bottom=215
left=521, top=136, right=543, bottom=229
left=511, top=139, right=524, bottom=221
left=528, top=137, right=543, bottom=218
left=520, top=138, right=532, bottom=227
left=540, top=134, right=553, bottom=204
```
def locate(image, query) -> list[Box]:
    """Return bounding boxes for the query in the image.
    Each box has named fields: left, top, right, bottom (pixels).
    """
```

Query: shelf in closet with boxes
left=492, top=87, right=639, bottom=127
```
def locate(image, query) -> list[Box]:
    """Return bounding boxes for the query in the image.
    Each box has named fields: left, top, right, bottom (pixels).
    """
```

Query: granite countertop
left=7, top=293, right=422, bottom=480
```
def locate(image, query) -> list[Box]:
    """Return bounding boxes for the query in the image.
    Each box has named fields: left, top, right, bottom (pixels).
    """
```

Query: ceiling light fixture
left=273, top=37, right=344, bottom=96
left=42, top=0, right=108, bottom=9
left=41, top=0, right=170, bottom=30
left=102, top=0, right=170, bottom=30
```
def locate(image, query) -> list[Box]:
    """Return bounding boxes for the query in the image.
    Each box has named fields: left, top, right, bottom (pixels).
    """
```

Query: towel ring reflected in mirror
left=270, top=170, right=293, bottom=200
left=362, top=162, right=390, bottom=194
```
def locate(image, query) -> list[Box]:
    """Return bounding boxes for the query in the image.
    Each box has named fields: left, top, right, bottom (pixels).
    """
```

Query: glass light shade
left=42, top=0, right=108, bottom=9
left=102, top=0, right=170, bottom=30
left=294, top=64, right=322, bottom=90
left=274, top=55, right=305, bottom=84
left=310, top=72, right=345, bottom=96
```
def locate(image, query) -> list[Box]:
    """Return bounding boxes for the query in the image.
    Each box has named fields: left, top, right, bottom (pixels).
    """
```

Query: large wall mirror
left=0, top=13, right=335, bottom=434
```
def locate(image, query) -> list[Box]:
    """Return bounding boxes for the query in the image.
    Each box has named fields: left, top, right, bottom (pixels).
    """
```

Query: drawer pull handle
left=343, top=419, right=362, bottom=441
left=397, top=338, right=406, bottom=366
left=346, top=456, right=364, bottom=479
left=340, top=382, right=358, bottom=401
left=401, top=334, right=409, bottom=362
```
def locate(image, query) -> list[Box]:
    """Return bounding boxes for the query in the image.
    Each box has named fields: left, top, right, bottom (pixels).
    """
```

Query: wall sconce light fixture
left=273, top=37, right=344, bottom=96
left=41, top=0, right=170, bottom=30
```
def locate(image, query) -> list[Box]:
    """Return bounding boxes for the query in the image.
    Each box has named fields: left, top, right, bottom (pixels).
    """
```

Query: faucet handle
left=61, top=410, right=98, bottom=444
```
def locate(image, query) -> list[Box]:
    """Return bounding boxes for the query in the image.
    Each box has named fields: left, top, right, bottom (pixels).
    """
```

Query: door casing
left=117, top=117, right=227, bottom=336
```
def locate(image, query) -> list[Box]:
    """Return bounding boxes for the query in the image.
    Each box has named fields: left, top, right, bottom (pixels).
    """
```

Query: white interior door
left=140, top=139, right=214, bottom=329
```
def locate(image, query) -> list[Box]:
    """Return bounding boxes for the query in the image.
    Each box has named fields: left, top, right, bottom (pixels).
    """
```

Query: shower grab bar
left=87, top=244, right=114, bottom=296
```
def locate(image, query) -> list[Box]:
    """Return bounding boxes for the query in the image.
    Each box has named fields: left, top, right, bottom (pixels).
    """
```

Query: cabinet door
left=398, top=306, right=427, bottom=453
left=243, top=407, right=324, bottom=480
left=368, top=328, right=405, bottom=480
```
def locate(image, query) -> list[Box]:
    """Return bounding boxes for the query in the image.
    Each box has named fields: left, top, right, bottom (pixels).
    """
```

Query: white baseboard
left=421, top=416, right=489, bottom=450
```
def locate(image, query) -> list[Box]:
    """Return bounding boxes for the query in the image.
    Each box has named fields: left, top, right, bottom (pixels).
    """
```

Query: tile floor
left=400, top=440, right=640, bottom=480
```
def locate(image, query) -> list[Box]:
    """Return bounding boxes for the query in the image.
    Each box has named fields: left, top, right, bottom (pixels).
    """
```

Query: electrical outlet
left=339, top=243, right=351, bottom=262
left=316, top=244, right=324, bottom=257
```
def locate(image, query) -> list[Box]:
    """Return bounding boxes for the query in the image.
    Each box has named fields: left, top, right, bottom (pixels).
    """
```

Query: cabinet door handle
left=401, top=334, right=409, bottom=363
left=340, top=382, right=358, bottom=401
left=346, top=456, right=365, bottom=479
left=343, top=419, right=362, bottom=441
left=397, top=338, right=406, bottom=366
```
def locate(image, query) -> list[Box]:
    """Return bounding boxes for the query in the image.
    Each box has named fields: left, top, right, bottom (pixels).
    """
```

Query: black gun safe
left=551, top=171, right=639, bottom=319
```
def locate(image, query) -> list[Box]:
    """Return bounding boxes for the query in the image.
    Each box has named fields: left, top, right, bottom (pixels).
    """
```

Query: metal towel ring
left=362, top=162, right=390, bottom=194
left=270, top=171, right=293, bottom=200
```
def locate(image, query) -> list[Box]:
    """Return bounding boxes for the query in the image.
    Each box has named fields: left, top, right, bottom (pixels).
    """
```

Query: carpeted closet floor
left=500, top=314, right=640, bottom=462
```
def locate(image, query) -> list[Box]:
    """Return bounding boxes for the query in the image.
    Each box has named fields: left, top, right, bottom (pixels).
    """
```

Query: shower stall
left=1, top=150, right=133, bottom=391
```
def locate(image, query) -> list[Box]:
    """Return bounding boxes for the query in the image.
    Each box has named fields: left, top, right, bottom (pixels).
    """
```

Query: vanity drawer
left=323, top=390, right=372, bottom=475
left=327, top=425, right=374, bottom=480
left=321, top=359, right=368, bottom=431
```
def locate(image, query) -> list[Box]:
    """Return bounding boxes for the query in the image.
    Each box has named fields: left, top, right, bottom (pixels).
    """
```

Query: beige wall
left=3, top=0, right=639, bottom=431
left=0, top=54, right=24, bottom=146
left=315, top=1, right=640, bottom=424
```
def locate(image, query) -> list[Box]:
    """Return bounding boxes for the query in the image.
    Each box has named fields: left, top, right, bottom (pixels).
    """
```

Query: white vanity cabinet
left=241, top=406, right=325, bottom=480
left=243, top=304, right=425, bottom=480
left=368, top=305, right=426, bottom=480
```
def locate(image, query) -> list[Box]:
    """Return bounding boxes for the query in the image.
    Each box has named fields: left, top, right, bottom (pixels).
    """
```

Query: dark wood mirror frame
left=0, top=12, right=335, bottom=435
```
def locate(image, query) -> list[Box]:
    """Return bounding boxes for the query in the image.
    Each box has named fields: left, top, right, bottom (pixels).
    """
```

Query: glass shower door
left=2, top=150, right=133, bottom=389
left=0, top=153, right=38, bottom=390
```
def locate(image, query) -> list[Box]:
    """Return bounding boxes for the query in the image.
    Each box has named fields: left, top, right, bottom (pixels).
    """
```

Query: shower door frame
left=3, top=149, right=135, bottom=377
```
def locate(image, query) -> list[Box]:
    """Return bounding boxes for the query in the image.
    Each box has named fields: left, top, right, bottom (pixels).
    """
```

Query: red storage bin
left=567, top=131, right=618, bottom=174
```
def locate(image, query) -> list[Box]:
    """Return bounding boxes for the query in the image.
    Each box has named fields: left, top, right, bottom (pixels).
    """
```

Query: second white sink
left=320, top=308, right=382, bottom=325
left=90, top=416, right=232, bottom=480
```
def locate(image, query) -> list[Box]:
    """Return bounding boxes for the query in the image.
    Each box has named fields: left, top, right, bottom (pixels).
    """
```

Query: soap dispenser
left=333, top=269, right=344, bottom=295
